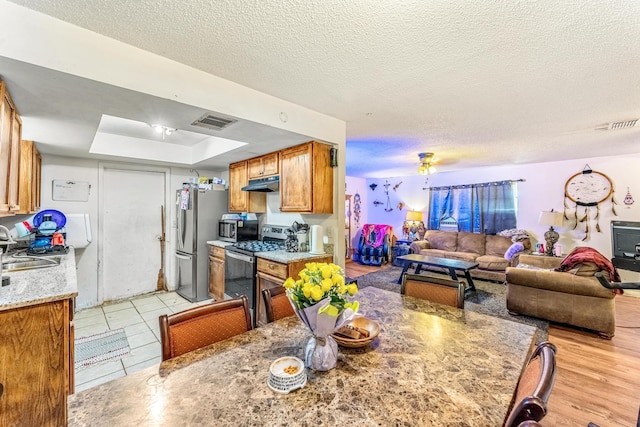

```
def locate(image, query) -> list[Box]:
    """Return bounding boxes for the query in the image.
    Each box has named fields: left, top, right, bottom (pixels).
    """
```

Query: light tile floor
left=73, top=291, right=213, bottom=393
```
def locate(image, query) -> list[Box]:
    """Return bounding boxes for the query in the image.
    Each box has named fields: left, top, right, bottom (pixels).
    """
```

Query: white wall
left=351, top=152, right=640, bottom=279
left=35, top=155, right=224, bottom=309
left=346, top=176, right=368, bottom=250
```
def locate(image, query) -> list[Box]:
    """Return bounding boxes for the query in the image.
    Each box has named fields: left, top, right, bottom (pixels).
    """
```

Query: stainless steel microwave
left=218, top=220, right=259, bottom=243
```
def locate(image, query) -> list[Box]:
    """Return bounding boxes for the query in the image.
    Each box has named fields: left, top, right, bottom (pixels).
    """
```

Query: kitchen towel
left=309, top=225, right=325, bottom=255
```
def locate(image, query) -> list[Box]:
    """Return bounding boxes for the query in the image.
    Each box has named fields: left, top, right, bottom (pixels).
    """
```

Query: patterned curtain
left=427, top=180, right=518, bottom=234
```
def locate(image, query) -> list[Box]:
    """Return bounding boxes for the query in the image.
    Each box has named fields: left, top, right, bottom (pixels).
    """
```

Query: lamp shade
left=406, top=211, right=423, bottom=222
left=538, top=211, right=564, bottom=228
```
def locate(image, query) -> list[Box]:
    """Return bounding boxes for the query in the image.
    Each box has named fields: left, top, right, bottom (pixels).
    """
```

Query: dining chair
left=400, top=273, right=465, bottom=308
left=503, top=341, right=558, bottom=427
left=159, top=295, right=252, bottom=361
left=262, top=286, right=294, bottom=323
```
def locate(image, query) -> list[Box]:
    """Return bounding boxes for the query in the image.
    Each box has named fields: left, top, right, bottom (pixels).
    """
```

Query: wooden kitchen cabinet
left=208, top=245, right=225, bottom=300
left=17, top=140, right=42, bottom=214
left=228, top=160, right=266, bottom=213
left=0, top=80, right=22, bottom=216
left=279, top=141, right=333, bottom=213
left=247, top=152, right=279, bottom=179
left=0, top=298, right=74, bottom=427
left=255, top=255, right=331, bottom=326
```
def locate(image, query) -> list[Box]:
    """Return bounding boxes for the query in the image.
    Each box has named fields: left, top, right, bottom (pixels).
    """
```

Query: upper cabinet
left=0, top=80, right=22, bottom=216
left=17, top=140, right=42, bottom=214
left=247, top=152, right=279, bottom=179
left=228, top=160, right=266, bottom=213
left=279, top=141, right=333, bottom=214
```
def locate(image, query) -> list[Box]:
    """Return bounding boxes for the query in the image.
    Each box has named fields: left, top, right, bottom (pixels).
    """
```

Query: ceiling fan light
left=428, top=165, right=437, bottom=174
left=152, top=124, right=163, bottom=133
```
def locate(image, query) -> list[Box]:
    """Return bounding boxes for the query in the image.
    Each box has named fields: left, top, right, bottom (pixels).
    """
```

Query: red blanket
left=555, top=247, right=621, bottom=284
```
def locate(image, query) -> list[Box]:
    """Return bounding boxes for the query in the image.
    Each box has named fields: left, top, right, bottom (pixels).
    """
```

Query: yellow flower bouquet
left=283, top=262, right=360, bottom=371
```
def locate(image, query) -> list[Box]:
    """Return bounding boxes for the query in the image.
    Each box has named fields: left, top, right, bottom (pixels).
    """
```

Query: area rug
left=75, top=329, right=131, bottom=370
left=353, top=265, right=549, bottom=341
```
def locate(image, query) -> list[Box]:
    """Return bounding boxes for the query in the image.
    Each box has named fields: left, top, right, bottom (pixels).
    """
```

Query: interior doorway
left=99, top=165, right=169, bottom=303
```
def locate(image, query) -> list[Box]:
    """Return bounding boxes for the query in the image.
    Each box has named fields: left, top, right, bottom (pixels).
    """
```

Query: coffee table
left=396, top=253, right=479, bottom=292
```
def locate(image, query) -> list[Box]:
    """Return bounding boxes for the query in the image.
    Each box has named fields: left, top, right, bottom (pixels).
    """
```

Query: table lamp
left=538, top=210, right=564, bottom=256
left=403, top=211, right=423, bottom=240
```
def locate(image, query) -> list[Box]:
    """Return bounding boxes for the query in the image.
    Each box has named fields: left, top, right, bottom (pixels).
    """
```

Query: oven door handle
left=225, top=251, right=254, bottom=263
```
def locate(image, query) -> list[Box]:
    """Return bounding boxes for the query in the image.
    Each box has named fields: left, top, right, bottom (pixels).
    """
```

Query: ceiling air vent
left=595, top=119, right=638, bottom=131
left=191, top=113, right=237, bottom=131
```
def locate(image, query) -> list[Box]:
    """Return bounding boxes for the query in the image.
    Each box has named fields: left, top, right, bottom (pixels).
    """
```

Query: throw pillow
left=504, top=242, right=525, bottom=260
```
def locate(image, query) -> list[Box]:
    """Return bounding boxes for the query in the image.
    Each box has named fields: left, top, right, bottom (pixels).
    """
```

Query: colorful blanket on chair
left=555, top=247, right=621, bottom=283
left=362, top=224, right=390, bottom=248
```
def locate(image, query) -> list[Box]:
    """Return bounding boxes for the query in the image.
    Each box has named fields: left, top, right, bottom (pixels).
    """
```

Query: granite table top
left=68, top=287, right=537, bottom=427
left=0, top=247, right=78, bottom=311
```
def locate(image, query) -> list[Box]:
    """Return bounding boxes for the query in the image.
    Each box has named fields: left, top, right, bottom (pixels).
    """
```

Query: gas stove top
left=231, top=240, right=284, bottom=253
left=226, top=224, right=288, bottom=255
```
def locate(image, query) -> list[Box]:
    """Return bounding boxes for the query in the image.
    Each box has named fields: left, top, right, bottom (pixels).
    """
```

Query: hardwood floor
left=344, top=260, right=640, bottom=427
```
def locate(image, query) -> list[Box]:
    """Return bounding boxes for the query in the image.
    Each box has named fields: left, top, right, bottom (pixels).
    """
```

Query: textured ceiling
left=5, top=0, right=640, bottom=177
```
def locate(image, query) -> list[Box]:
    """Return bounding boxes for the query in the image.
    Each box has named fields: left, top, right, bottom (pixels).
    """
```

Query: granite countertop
left=68, top=287, right=536, bottom=426
left=0, top=247, right=78, bottom=311
left=256, top=250, right=331, bottom=263
left=206, top=240, right=233, bottom=248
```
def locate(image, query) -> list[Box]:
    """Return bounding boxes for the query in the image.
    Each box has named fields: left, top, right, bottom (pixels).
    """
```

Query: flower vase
left=305, top=335, right=338, bottom=371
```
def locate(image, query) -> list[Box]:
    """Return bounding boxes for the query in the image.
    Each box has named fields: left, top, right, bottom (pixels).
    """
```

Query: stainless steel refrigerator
left=175, top=184, right=228, bottom=302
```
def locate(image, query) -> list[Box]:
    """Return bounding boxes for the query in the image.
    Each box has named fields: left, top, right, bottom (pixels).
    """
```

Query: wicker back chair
left=159, top=296, right=252, bottom=361
left=262, top=286, right=294, bottom=323
left=504, top=341, right=558, bottom=427
left=400, top=273, right=465, bottom=308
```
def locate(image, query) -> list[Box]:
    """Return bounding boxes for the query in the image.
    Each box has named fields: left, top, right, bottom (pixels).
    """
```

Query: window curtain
left=476, top=181, right=517, bottom=234
left=428, top=180, right=517, bottom=234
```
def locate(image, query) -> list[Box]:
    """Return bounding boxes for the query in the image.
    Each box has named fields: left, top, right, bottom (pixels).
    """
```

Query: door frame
left=97, top=162, right=171, bottom=304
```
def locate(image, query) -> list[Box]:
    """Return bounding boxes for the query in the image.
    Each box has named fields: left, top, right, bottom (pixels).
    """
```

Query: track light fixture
left=151, top=124, right=178, bottom=139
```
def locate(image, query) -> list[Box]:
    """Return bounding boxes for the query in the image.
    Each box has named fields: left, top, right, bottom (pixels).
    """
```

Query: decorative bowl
left=267, top=356, right=307, bottom=394
left=332, top=317, right=381, bottom=348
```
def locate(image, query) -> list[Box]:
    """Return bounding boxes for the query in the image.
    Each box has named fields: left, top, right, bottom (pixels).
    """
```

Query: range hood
left=241, top=175, right=280, bottom=192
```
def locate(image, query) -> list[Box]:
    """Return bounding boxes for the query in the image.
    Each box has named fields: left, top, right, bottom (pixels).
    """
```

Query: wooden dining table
left=68, top=287, right=537, bottom=427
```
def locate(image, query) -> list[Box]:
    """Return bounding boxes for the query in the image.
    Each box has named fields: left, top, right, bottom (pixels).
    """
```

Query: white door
left=101, top=167, right=166, bottom=301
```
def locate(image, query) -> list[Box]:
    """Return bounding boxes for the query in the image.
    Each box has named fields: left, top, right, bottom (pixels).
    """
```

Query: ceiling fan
left=417, top=152, right=437, bottom=175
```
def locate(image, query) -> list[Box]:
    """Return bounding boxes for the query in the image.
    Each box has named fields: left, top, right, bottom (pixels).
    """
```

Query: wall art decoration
left=624, top=187, right=634, bottom=206
left=393, top=181, right=403, bottom=191
left=397, top=202, right=405, bottom=210
left=373, top=200, right=383, bottom=206
left=353, top=193, right=361, bottom=228
left=564, top=164, right=617, bottom=240
left=383, top=180, right=393, bottom=212
left=369, top=183, right=378, bottom=191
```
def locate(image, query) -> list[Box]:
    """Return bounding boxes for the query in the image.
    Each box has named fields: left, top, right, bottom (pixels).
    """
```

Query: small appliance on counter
left=218, top=213, right=259, bottom=243
left=27, top=209, right=69, bottom=255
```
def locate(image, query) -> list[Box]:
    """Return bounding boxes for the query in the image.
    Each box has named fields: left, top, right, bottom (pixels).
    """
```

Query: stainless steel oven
left=224, top=224, right=287, bottom=326
left=218, top=220, right=259, bottom=243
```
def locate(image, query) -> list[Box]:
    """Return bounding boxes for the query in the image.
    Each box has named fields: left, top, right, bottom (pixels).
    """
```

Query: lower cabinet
left=0, top=298, right=74, bottom=427
left=208, top=245, right=225, bottom=300
left=255, top=256, right=332, bottom=327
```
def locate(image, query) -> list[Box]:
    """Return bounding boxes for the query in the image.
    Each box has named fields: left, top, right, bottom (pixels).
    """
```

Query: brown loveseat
left=408, top=230, right=530, bottom=282
left=505, top=254, right=617, bottom=338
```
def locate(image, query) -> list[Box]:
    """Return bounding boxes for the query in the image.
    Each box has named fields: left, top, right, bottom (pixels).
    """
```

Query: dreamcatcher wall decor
left=563, top=164, right=617, bottom=240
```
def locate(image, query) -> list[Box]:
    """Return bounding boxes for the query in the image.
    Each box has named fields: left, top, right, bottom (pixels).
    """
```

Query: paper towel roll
left=309, top=225, right=325, bottom=255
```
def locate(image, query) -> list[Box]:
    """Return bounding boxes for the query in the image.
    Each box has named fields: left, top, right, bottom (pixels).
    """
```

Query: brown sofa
left=505, top=254, right=616, bottom=338
left=408, top=230, right=530, bottom=282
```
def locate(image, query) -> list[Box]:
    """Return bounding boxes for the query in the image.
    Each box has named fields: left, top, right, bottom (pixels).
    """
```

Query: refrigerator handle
left=177, top=204, right=184, bottom=251
left=175, top=253, right=191, bottom=260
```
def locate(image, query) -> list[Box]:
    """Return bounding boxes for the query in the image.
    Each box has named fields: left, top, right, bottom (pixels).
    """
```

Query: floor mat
left=75, top=328, right=130, bottom=370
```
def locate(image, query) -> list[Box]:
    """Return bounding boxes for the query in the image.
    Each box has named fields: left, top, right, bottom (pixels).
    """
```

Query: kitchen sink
left=2, top=257, right=61, bottom=273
